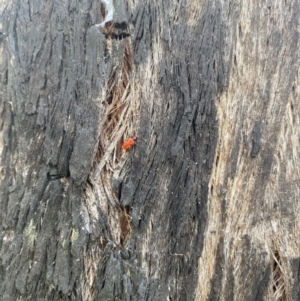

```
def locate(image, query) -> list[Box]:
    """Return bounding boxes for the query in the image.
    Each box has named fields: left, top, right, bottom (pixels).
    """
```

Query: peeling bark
left=0, top=0, right=300, bottom=301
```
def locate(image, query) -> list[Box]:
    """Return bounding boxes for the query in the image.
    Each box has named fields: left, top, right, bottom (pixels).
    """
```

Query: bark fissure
left=82, top=10, right=135, bottom=298
left=271, top=248, right=287, bottom=301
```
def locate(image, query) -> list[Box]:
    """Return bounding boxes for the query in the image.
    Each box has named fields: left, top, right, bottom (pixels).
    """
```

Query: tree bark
left=0, top=0, right=299, bottom=300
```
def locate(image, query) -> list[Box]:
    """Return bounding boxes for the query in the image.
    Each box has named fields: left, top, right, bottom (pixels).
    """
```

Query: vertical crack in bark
left=83, top=41, right=134, bottom=301
left=119, top=205, right=132, bottom=246
left=271, top=246, right=287, bottom=301
left=92, top=42, right=133, bottom=176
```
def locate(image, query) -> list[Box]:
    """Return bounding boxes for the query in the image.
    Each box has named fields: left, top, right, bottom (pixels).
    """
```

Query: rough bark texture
left=0, top=0, right=299, bottom=301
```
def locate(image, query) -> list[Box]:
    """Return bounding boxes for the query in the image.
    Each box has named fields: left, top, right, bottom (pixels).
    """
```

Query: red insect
left=122, top=136, right=137, bottom=151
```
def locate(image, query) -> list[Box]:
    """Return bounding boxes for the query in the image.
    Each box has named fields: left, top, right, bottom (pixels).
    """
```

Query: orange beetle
left=122, top=136, right=137, bottom=151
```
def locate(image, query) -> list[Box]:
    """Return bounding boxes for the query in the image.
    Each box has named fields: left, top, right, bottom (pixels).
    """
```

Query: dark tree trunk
left=0, top=0, right=299, bottom=300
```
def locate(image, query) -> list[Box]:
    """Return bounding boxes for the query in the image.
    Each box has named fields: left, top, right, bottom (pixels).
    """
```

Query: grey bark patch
left=251, top=120, right=263, bottom=158
left=291, top=257, right=300, bottom=299
left=97, top=253, right=122, bottom=300
left=119, top=179, right=136, bottom=207
left=122, top=274, right=133, bottom=301
left=69, top=129, right=97, bottom=184
left=208, top=236, right=225, bottom=301
left=239, top=236, right=271, bottom=301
